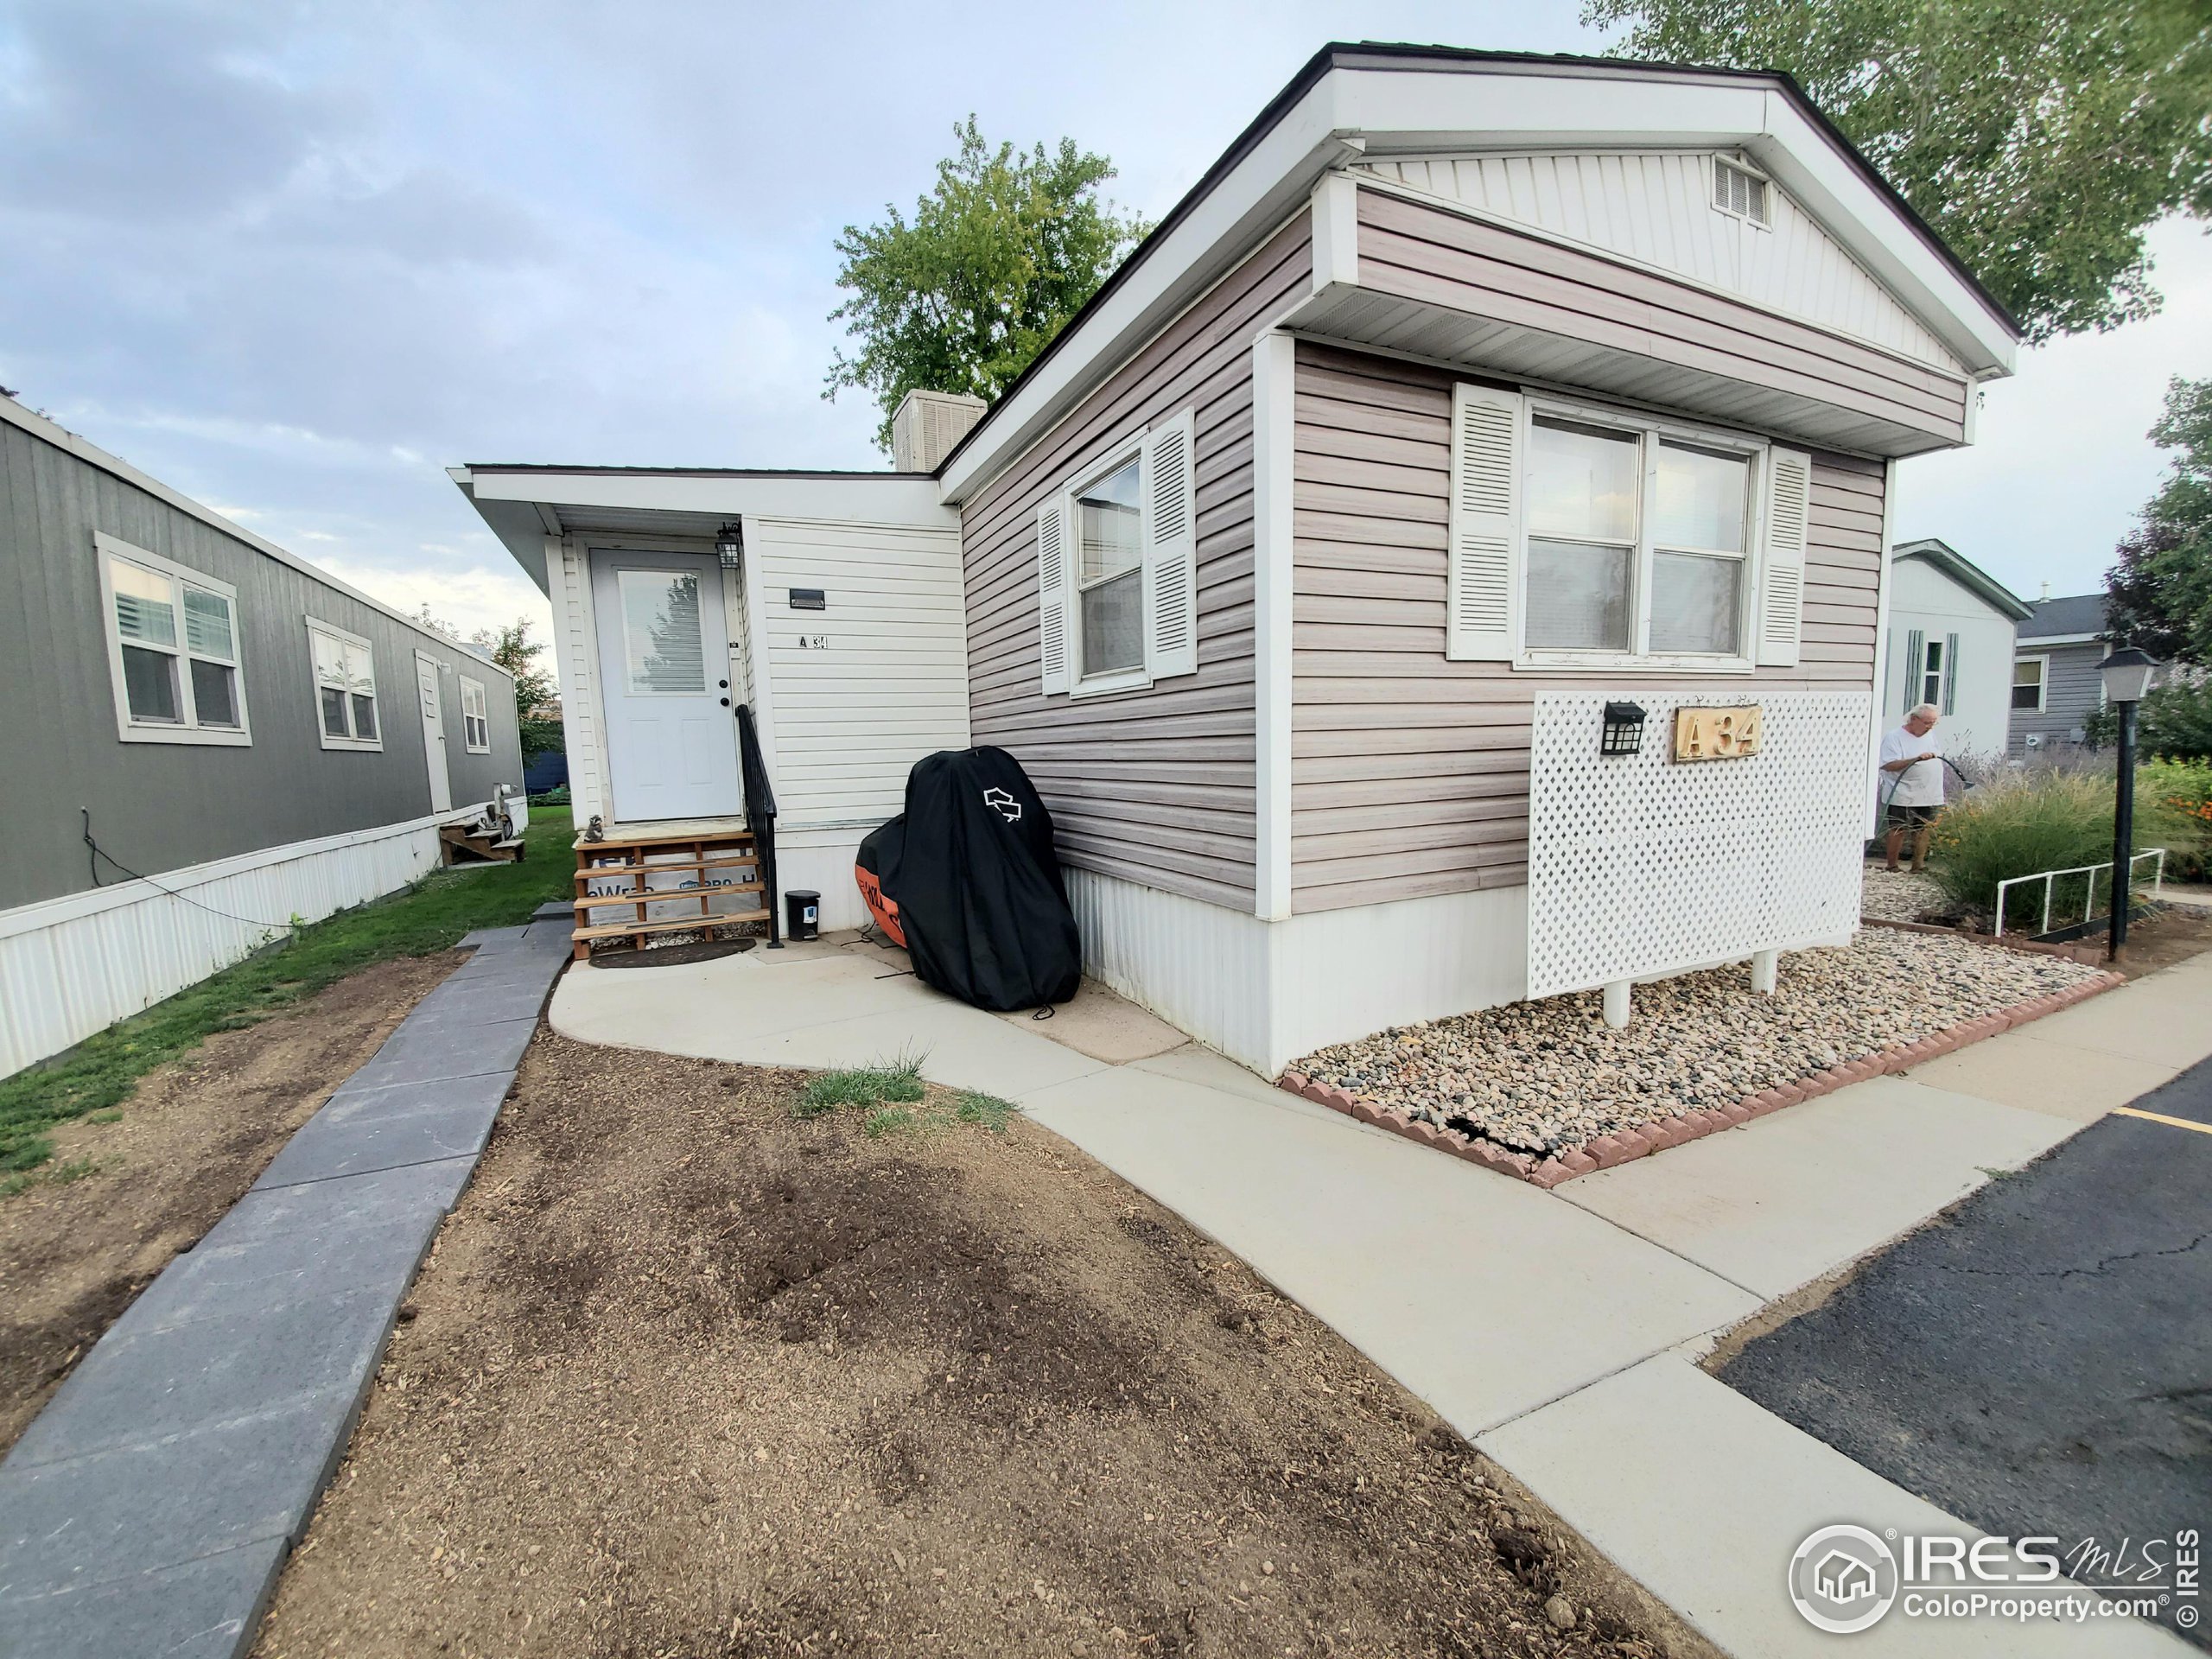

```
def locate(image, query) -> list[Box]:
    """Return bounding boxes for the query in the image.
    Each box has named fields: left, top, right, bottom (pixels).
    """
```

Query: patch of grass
left=1929, top=771, right=2190, bottom=925
left=86, top=1109, right=123, bottom=1125
left=954, top=1091, right=1016, bottom=1134
left=862, top=1106, right=920, bottom=1139
left=0, top=1157, right=102, bottom=1198
left=792, top=1052, right=927, bottom=1119
left=0, top=814, right=574, bottom=1179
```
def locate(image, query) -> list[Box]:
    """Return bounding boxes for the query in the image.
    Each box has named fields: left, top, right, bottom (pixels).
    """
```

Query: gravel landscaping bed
left=1859, top=863, right=1949, bottom=922
left=1287, top=930, right=2112, bottom=1180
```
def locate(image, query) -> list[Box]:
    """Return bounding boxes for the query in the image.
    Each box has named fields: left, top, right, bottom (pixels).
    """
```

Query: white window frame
left=459, top=673, right=492, bottom=753
left=1516, top=396, right=1769, bottom=675
left=94, top=532, right=252, bottom=747
left=307, top=615, right=384, bottom=752
left=1711, top=155, right=1773, bottom=230
left=2012, top=653, right=2049, bottom=714
left=1918, top=635, right=1946, bottom=709
left=1061, top=441, right=1154, bottom=700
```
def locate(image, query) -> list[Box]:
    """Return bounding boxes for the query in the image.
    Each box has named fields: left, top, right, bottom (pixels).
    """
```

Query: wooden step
left=572, top=881, right=764, bottom=913
left=574, top=855, right=760, bottom=881
left=571, top=909, right=771, bottom=944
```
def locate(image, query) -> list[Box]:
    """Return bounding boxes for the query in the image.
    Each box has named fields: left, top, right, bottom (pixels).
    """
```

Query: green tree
left=2107, top=377, right=2212, bottom=664
left=1580, top=0, right=2212, bottom=341
left=825, top=118, right=1150, bottom=451
left=472, top=617, right=563, bottom=760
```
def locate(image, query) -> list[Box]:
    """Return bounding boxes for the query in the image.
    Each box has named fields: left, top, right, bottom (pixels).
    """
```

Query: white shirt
left=1880, top=725, right=1945, bottom=807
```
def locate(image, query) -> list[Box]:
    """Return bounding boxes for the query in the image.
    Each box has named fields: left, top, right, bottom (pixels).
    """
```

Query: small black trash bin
left=785, top=888, right=821, bottom=941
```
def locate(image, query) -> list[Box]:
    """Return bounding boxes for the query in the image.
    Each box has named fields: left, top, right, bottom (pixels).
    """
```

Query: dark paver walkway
left=1722, top=1054, right=2212, bottom=1650
left=0, top=920, right=569, bottom=1658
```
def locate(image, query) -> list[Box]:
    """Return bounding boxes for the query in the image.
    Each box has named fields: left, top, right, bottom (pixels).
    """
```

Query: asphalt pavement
left=1723, top=1054, right=2212, bottom=1649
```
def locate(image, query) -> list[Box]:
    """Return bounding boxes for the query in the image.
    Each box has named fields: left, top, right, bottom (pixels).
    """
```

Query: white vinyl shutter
left=1757, top=446, right=1811, bottom=667
left=1037, top=498, right=1070, bottom=696
left=1141, top=408, right=1198, bottom=679
left=1446, top=384, right=1523, bottom=661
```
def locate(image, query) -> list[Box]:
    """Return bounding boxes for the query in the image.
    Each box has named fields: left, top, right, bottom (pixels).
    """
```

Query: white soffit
left=938, top=54, right=2014, bottom=506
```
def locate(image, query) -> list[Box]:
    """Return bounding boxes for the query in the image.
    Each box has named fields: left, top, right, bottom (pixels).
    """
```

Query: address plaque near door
left=1672, top=704, right=1764, bottom=761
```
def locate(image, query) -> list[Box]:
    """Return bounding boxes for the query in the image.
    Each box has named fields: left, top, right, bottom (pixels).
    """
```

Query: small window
left=96, top=534, right=250, bottom=746
left=308, top=618, right=381, bottom=750
left=460, top=675, right=492, bottom=753
left=1073, top=454, right=1145, bottom=678
left=2012, top=657, right=2047, bottom=712
left=1920, top=637, right=1945, bottom=709
left=1713, top=157, right=1770, bottom=227
left=618, top=570, right=707, bottom=694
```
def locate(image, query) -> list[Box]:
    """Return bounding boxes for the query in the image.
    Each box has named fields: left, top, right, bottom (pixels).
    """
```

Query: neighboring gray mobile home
left=2008, top=592, right=2158, bottom=755
left=459, top=43, right=2018, bottom=1075
left=1, top=394, right=524, bottom=1077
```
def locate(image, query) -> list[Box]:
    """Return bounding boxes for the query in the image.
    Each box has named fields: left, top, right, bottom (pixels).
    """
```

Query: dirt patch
left=0, top=952, right=459, bottom=1452
left=2112, top=902, right=2212, bottom=976
left=254, top=1035, right=1707, bottom=1659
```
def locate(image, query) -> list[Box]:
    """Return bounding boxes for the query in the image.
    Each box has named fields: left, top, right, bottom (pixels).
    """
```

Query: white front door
left=590, top=550, right=742, bottom=822
left=415, top=652, right=452, bottom=814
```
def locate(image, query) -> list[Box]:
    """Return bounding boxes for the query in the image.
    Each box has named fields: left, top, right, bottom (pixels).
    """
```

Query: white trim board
left=1, top=395, right=515, bottom=685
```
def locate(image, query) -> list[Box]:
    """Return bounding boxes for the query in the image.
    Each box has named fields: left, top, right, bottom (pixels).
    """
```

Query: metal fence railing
left=1993, top=849, right=2166, bottom=939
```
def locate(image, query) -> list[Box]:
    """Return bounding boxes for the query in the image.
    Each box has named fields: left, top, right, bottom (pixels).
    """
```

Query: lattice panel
left=1527, top=689, right=1870, bottom=999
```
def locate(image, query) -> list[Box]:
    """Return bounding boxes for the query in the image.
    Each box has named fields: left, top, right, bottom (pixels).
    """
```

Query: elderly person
left=1879, top=702, right=1945, bottom=872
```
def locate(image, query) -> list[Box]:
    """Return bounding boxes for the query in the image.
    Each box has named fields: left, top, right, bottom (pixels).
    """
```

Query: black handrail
left=735, top=702, right=781, bottom=948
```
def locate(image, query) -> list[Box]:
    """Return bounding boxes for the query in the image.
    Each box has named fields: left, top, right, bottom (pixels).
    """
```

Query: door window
left=619, top=571, right=709, bottom=694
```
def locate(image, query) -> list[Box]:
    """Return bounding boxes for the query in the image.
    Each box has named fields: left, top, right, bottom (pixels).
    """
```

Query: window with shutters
left=95, top=533, right=251, bottom=746
left=460, top=674, right=492, bottom=753
left=1039, top=408, right=1198, bottom=698
left=307, top=617, right=382, bottom=751
left=1512, top=400, right=1775, bottom=671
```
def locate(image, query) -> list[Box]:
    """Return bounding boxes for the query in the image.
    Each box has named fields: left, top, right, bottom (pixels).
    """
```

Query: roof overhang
left=451, top=467, right=957, bottom=594
left=937, top=45, right=2019, bottom=504
left=1891, top=537, right=2034, bottom=620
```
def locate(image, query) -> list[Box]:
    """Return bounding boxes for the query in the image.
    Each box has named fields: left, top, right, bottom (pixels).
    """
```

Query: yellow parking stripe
left=2112, top=1106, right=2212, bottom=1137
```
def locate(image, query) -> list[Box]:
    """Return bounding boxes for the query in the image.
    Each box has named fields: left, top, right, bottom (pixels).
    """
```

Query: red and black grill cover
left=853, top=747, right=1079, bottom=1011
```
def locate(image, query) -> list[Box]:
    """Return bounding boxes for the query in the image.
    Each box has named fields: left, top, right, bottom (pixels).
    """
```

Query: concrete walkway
left=0, top=916, right=571, bottom=1659
left=550, top=937, right=2210, bottom=1656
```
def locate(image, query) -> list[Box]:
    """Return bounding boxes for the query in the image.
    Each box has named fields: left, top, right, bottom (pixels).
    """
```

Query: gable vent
left=1713, top=158, right=1770, bottom=226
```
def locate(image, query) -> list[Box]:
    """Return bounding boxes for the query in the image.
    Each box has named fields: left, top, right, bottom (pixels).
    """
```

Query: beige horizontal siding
left=1289, top=341, right=1885, bottom=914
left=959, top=215, right=1311, bottom=908
left=1356, top=188, right=1968, bottom=450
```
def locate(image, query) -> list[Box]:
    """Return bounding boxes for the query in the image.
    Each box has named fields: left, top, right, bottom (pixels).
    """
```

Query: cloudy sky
left=3, top=0, right=2204, bottom=641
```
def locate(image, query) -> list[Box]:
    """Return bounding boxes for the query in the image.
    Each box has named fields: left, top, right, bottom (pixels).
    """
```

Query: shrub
left=1927, top=770, right=2189, bottom=929
left=2145, top=757, right=2212, bottom=880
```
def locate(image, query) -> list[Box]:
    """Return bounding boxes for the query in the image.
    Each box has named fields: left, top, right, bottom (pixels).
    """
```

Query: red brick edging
left=1275, top=970, right=2125, bottom=1190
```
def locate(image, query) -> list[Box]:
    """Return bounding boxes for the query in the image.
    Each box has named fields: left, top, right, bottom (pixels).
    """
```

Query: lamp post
left=2099, top=647, right=2157, bottom=960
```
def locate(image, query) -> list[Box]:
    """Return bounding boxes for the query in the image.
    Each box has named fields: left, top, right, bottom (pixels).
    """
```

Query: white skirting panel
left=1066, top=867, right=1532, bottom=1077
left=772, top=826, right=872, bottom=934
left=0, top=812, right=461, bottom=1079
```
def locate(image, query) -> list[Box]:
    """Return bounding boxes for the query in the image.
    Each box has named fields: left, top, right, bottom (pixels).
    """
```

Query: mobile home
left=1, top=394, right=525, bottom=1077
left=456, top=43, right=2018, bottom=1075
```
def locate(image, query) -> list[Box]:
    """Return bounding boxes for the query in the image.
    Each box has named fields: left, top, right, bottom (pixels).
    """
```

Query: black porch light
left=715, top=520, right=743, bottom=568
left=1601, top=701, right=1646, bottom=756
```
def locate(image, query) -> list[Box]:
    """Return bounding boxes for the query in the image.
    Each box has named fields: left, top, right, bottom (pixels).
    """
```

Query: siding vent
left=1713, top=158, right=1770, bottom=226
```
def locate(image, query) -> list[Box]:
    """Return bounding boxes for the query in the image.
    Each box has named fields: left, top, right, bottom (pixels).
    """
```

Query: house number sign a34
left=1672, top=704, right=1764, bottom=761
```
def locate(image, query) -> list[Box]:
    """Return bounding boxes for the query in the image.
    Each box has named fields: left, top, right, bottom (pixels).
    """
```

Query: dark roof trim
left=933, top=41, right=2019, bottom=480
left=1891, top=537, right=2033, bottom=621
